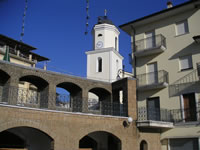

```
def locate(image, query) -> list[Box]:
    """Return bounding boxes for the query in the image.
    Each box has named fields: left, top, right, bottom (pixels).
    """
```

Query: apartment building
left=120, top=0, right=200, bottom=150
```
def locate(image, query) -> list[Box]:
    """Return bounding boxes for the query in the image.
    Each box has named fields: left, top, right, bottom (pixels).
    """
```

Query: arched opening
left=140, top=140, right=148, bottom=150
left=56, top=82, right=82, bottom=112
left=0, top=69, right=10, bottom=103
left=79, top=131, right=121, bottom=150
left=88, top=88, right=111, bottom=115
left=18, top=75, right=49, bottom=107
left=96, top=57, right=102, bottom=72
left=0, top=127, right=54, bottom=150
left=98, top=34, right=103, bottom=37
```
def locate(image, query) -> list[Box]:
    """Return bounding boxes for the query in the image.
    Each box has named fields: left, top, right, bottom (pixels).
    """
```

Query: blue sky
left=0, top=0, right=188, bottom=77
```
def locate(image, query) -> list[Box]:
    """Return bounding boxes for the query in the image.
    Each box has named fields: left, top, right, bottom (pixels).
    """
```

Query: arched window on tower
left=97, top=57, right=102, bottom=72
left=115, top=37, right=118, bottom=51
left=98, top=34, right=103, bottom=37
left=140, top=140, right=148, bottom=150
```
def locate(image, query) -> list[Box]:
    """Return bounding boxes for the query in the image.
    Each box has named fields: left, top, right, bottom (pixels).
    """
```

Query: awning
left=161, top=126, right=200, bottom=140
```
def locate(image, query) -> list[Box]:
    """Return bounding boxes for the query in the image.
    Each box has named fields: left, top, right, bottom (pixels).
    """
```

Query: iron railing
left=138, top=107, right=172, bottom=122
left=138, top=106, right=200, bottom=123
left=169, top=68, right=200, bottom=97
left=0, top=86, right=128, bottom=117
left=134, top=34, right=166, bottom=52
left=136, top=70, right=168, bottom=87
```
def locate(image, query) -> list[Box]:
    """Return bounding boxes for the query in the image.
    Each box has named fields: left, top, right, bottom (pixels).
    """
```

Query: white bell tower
left=86, top=14, right=123, bottom=82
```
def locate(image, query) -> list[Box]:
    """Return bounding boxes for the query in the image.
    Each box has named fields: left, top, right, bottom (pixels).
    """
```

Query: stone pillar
left=3, top=75, right=19, bottom=105
left=82, top=88, right=88, bottom=113
left=40, top=83, right=56, bottom=109
left=127, top=78, right=137, bottom=119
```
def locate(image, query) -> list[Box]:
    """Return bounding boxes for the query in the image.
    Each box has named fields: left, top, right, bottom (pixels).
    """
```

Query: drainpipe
left=130, top=25, right=136, bottom=78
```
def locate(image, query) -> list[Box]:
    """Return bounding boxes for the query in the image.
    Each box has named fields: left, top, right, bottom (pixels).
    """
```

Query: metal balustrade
left=0, top=86, right=128, bottom=117
left=169, top=66, right=200, bottom=97
left=134, top=34, right=166, bottom=53
left=136, top=70, right=168, bottom=88
left=138, top=106, right=200, bottom=124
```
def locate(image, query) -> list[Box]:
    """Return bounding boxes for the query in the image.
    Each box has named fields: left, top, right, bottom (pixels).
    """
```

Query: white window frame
left=179, top=55, right=193, bottom=71
left=176, top=20, right=189, bottom=36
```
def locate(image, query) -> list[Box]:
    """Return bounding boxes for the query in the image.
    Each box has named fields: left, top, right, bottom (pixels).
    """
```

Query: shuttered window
left=179, top=55, right=193, bottom=71
left=176, top=20, right=189, bottom=36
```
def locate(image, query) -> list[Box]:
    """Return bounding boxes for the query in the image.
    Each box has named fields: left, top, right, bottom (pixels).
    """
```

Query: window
left=97, top=57, right=102, bottom=72
left=176, top=20, right=189, bottom=36
left=115, top=37, right=118, bottom=50
left=98, top=34, right=103, bottom=37
left=140, top=140, right=148, bottom=150
left=179, top=55, right=193, bottom=71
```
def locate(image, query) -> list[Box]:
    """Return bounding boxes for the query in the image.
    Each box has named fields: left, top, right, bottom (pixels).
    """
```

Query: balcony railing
left=134, top=34, right=166, bottom=57
left=169, top=67, right=200, bottom=97
left=0, top=86, right=128, bottom=117
left=138, top=106, right=200, bottom=125
left=138, top=107, right=172, bottom=122
left=136, top=70, right=168, bottom=90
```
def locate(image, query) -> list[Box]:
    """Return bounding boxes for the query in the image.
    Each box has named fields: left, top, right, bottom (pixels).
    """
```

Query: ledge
left=137, top=120, right=174, bottom=128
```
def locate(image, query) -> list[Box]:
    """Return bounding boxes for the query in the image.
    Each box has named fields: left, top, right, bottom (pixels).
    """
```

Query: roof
left=0, top=34, right=36, bottom=51
left=97, top=16, right=114, bottom=25
left=30, top=52, right=50, bottom=61
left=119, top=0, right=200, bottom=35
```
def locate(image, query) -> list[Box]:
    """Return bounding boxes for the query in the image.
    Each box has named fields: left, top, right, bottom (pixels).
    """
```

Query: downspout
left=130, top=25, right=136, bottom=78
left=130, top=25, right=139, bottom=121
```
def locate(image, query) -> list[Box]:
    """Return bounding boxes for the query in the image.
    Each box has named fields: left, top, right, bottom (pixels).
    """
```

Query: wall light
left=123, top=117, right=133, bottom=127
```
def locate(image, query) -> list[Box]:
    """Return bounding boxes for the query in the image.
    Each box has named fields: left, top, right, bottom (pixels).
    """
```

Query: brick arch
left=18, top=71, right=52, bottom=85
left=88, top=87, right=111, bottom=102
left=78, top=129, right=123, bottom=142
left=87, top=84, right=112, bottom=94
left=19, top=74, right=49, bottom=91
left=0, top=119, right=56, bottom=140
left=54, top=78, right=85, bottom=91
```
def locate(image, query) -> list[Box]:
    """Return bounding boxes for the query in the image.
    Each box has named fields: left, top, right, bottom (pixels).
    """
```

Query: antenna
left=85, top=0, right=90, bottom=35
left=20, top=0, right=28, bottom=42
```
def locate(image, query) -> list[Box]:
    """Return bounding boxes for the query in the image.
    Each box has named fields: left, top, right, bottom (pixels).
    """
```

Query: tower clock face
left=96, top=41, right=103, bottom=48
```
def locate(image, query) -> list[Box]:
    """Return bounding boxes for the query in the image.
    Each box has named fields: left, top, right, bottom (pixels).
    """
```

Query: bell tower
left=86, top=13, right=123, bottom=82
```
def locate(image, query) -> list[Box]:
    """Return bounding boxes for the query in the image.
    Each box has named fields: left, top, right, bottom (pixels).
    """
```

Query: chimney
left=167, top=1, right=173, bottom=8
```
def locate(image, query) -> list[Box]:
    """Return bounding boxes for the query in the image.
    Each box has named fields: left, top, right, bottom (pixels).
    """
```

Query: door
left=147, top=62, right=158, bottom=84
left=147, top=97, right=160, bottom=121
left=183, top=93, right=197, bottom=122
left=145, top=31, right=155, bottom=49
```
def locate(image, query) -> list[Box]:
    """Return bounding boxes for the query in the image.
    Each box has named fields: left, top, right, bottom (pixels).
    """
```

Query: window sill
left=180, top=67, right=193, bottom=72
left=175, top=32, right=190, bottom=37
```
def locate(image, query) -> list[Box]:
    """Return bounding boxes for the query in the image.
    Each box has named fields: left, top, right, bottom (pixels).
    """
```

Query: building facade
left=120, top=0, right=200, bottom=150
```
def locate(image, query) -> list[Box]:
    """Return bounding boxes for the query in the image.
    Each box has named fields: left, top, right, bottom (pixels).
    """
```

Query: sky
left=0, top=0, right=188, bottom=77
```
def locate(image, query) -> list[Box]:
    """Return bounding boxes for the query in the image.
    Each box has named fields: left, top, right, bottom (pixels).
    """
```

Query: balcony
left=134, top=34, right=166, bottom=57
left=136, top=70, right=169, bottom=91
left=137, top=106, right=200, bottom=128
left=137, top=107, right=174, bottom=128
left=0, top=86, right=128, bottom=117
left=169, top=65, right=200, bottom=97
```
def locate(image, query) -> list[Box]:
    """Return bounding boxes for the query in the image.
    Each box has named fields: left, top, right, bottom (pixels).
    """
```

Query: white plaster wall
left=94, top=24, right=119, bottom=51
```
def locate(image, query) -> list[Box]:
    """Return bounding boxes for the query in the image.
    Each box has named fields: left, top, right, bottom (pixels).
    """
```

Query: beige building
left=120, top=0, right=200, bottom=150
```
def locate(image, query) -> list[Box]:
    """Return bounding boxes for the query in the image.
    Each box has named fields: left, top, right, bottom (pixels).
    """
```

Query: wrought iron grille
left=0, top=86, right=128, bottom=117
left=136, top=70, right=168, bottom=87
left=134, top=34, right=166, bottom=52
